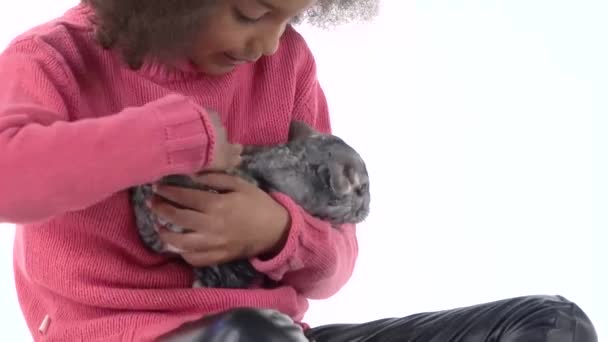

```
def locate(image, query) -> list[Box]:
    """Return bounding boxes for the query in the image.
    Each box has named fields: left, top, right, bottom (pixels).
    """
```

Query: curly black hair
left=81, top=0, right=380, bottom=69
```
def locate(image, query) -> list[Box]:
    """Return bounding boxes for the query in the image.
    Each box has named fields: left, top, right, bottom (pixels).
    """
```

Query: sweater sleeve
left=250, top=52, right=359, bottom=300
left=0, top=39, right=216, bottom=224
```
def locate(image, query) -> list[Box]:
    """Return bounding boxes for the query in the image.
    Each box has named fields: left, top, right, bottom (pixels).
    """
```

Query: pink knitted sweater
left=0, top=5, right=358, bottom=341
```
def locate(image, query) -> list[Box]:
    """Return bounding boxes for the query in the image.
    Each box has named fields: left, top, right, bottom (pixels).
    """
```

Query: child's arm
left=0, top=39, right=216, bottom=224
left=250, top=57, right=359, bottom=300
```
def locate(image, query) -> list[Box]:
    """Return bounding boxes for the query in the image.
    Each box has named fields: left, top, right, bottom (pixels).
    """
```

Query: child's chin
left=197, top=61, right=238, bottom=76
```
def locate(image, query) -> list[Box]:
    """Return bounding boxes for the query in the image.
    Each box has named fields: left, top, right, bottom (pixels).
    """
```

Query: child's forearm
left=251, top=56, right=360, bottom=298
left=251, top=192, right=359, bottom=299
left=0, top=95, right=215, bottom=224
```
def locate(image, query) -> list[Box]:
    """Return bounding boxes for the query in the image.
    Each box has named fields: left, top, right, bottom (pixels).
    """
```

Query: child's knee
left=507, top=295, right=597, bottom=342
left=157, top=308, right=308, bottom=342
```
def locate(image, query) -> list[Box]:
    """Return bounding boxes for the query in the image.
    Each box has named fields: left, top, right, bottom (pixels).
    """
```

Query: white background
left=1, top=0, right=606, bottom=341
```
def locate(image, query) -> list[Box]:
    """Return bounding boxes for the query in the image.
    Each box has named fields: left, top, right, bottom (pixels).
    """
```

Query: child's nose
left=255, top=24, right=285, bottom=57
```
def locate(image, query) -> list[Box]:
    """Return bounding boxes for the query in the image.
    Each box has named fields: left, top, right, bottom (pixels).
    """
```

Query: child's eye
left=233, top=8, right=262, bottom=24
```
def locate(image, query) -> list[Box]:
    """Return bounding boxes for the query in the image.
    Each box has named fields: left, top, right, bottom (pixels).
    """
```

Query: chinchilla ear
left=317, top=163, right=352, bottom=196
left=288, top=120, right=319, bottom=142
left=329, top=164, right=353, bottom=196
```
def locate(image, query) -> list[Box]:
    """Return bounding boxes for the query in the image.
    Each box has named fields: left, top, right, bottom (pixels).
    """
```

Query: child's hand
left=150, top=173, right=291, bottom=267
left=205, top=110, right=243, bottom=172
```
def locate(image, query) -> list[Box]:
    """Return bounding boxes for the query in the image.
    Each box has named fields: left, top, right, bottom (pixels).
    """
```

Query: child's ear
left=288, top=120, right=319, bottom=141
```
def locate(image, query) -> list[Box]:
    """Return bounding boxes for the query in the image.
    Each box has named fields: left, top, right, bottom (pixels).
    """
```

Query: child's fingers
left=180, top=249, right=233, bottom=268
left=158, top=229, right=224, bottom=253
left=230, top=143, right=243, bottom=156
left=150, top=196, right=214, bottom=230
left=152, top=184, right=219, bottom=213
left=214, top=143, right=243, bottom=170
left=229, top=144, right=243, bottom=167
left=192, top=172, right=250, bottom=193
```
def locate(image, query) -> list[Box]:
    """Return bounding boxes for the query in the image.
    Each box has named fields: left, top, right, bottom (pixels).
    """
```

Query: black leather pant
left=157, top=295, right=598, bottom=342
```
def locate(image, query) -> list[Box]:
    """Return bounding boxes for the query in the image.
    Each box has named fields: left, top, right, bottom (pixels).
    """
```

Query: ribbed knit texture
left=0, top=5, right=359, bottom=342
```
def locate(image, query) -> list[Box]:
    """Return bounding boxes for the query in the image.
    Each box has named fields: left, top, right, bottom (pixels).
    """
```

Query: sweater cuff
left=152, top=94, right=216, bottom=175
left=249, top=192, right=305, bottom=280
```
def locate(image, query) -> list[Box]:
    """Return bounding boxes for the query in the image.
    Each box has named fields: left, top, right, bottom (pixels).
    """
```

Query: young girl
left=0, top=0, right=597, bottom=341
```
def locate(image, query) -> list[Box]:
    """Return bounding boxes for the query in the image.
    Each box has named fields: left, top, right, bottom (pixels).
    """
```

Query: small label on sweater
left=38, top=315, right=50, bottom=334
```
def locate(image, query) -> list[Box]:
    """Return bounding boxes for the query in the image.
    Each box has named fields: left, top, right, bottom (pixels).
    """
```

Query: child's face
left=189, top=0, right=316, bottom=75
